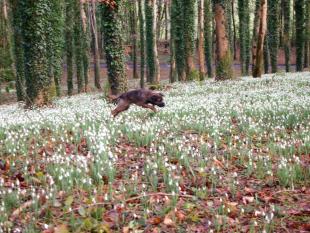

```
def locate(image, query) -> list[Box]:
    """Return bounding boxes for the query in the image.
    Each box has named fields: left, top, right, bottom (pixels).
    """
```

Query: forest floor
left=0, top=72, right=309, bottom=232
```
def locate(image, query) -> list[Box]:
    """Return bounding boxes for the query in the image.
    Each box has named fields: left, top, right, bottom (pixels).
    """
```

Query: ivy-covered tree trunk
left=138, top=0, right=145, bottom=88
left=145, top=0, right=160, bottom=84
left=295, top=0, right=305, bottom=71
left=263, top=38, right=269, bottom=73
left=183, top=0, right=196, bottom=80
left=213, top=0, right=233, bottom=80
left=304, top=0, right=310, bottom=69
left=198, top=0, right=206, bottom=80
left=20, top=0, right=63, bottom=107
left=267, top=0, right=280, bottom=73
left=9, top=0, right=25, bottom=101
left=74, top=0, right=85, bottom=93
left=65, top=0, right=74, bottom=95
left=204, top=0, right=213, bottom=78
left=48, top=0, right=64, bottom=97
left=226, top=0, right=234, bottom=58
left=282, top=0, right=291, bottom=72
left=169, top=1, right=177, bottom=83
left=253, top=0, right=267, bottom=78
left=238, top=0, right=250, bottom=75
left=100, top=1, right=127, bottom=95
left=130, top=1, right=139, bottom=80
left=171, top=0, right=185, bottom=81
left=252, top=0, right=260, bottom=73
left=80, top=2, right=90, bottom=92
left=232, top=0, right=237, bottom=60
left=90, top=0, right=101, bottom=89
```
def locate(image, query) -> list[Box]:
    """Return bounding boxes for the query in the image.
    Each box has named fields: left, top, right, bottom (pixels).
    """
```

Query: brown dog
left=110, top=89, right=165, bottom=117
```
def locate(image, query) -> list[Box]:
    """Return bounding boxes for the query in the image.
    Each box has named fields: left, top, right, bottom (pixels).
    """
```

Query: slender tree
left=183, top=0, right=196, bottom=79
left=74, top=0, right=85, bottom=93
left=213, top=0, right=233, bottom=80
left=263, top=37, right=269, bottom=73
left=90, top=0, right=101, bottom=89
left=100, top=0, right=127, bottom=95
left=130, top=1, right=139, bottom=79
left=48, top=0, right=64, bottom=97
left=252, top=0, right=260, bottom=73
left=232, top=0, right=237, bottom=60
left=169, top=0, right=177, bottom=83
left=171, top=0, right=186, bottom=81
left=9, top=0, right=25, bottom=101
left=281, top=0, right=291, bottom=72
left=238, top=0, right=250, bottom=75
left=295, top=0, right=305, bottom=71
left=204, top=0, right=213, bottom=78
left=304, top=0, right=310, bottom=68
left=267, top=0, right=280, bottom=73
left=145, top=0, right=160, bottom=84
left=198, top=0, right=206, bottom=80
left=65, top=0, right=74, bottom=95
left=253, top=0, right=267, bottom=78
left=138, top=0, right=145, bottom=87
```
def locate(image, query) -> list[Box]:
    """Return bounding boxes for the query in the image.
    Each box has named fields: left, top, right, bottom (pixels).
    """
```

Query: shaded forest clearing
left=0, top=73, right=309, bottom=232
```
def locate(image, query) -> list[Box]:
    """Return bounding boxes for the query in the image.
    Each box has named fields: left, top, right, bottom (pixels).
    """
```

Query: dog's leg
left=141, top=104, right=157, bottom=112
left=112, top=100, right=130, bottom=117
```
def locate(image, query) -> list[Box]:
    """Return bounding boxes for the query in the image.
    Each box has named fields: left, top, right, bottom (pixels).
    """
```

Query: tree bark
left=90, top=0, right=101, bottom=89
left=198, top=0, right=206, bottom=80
left=204, top=0, right=213, bottom=78
left=130, top=1, right=139, bottom=80
left=100, top=0, right=127, bottom=95
left=213, top=1, right=233, bottom=80
left=282, top=0, right=291, bottom=72
left=295, top=0, right=305, bottom=71
left=253, top=0, right=267, bottom=78
left=138, top=0, right=145, bottom=88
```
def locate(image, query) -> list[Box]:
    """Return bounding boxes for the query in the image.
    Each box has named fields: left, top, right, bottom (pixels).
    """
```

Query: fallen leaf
left=242, top=196, right=254, bottom=204
left=148, top=216, right=162, bottom=225
left=54, top=224, right=69, bottom=233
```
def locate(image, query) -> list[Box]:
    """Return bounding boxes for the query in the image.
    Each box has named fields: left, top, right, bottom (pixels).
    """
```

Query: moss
left=215, top=51, right=234, bottom=80
left=187, top=69, right=200, bottom=81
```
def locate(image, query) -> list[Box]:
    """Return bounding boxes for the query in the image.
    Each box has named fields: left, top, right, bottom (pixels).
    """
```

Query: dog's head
left=148, top=92, right=165, bottom=107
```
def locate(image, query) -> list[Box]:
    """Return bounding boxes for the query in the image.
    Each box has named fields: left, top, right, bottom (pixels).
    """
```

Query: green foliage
left=138, top=0, right=145, bottom=88
left=100, top=0, right=127, bottom=95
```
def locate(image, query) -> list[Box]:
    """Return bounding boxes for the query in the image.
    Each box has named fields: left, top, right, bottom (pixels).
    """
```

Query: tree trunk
left=100, top=0, right=127, bottom=95
left=138, top=0, right=145, bottom=88
left=263, top=38, right=269, bottom=73
left=304, top=0, right=310, bottom=68
left=145, top=0, right=160, bottom=84
left=169, top=1, right=177, bottom=83
left=130, top=1, right=139, bottom=80
left=171, top=0, right=186, bottom=81
left=183, top=0, right=196, bottom=80
left=252, top=0, right=260, bottom=73
left=232, top=0, right=237, bottom=60
left=65, top=0, right=74, bottom=96
left=253, top=0, right=267, bottom=78
left=213, top=1, right=233, bottom=80
left=295, top=0, right=305, bottom=71
left=198, top=0, right=206, bottom=80
left=74, top=0, right=85, bottom=93
left=282, top=0, right=291, bottom=72
left=238, top=0, right=250, bottom=75
left=21, top=0, right=62, bottom=107
left=10, top=0, right=25, bottom=101
left=204, top=0, right=213, bottom=78
left=90, top=0, right=101, bottom=89
left=267, top=0, right=280, bottom=73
